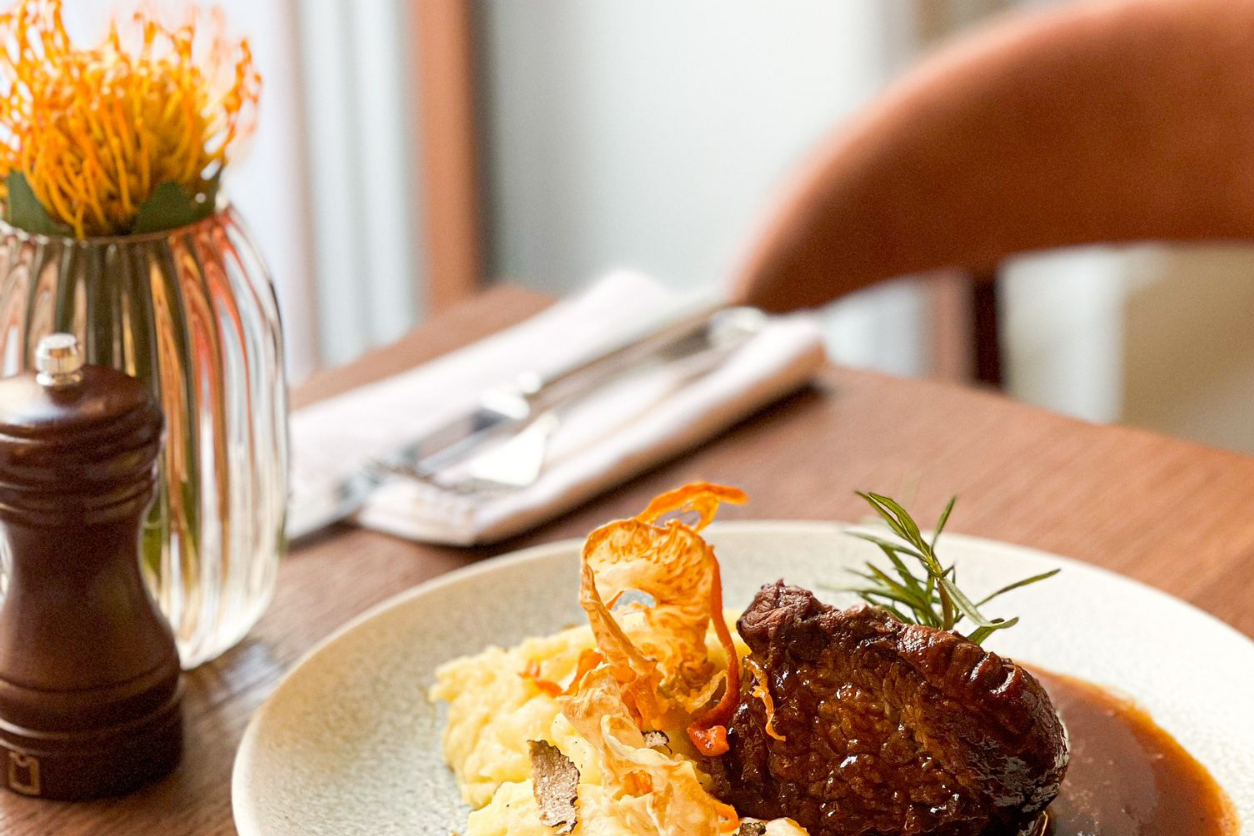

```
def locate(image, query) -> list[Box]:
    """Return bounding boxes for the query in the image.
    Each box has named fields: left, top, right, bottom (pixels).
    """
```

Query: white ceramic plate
left=233, top=522, right=1254, bottom=835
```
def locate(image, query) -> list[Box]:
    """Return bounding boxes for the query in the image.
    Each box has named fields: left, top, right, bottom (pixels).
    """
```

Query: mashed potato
left=432, top=624, right=605, bottom=810
left=430, top=613, right=804, bottom=836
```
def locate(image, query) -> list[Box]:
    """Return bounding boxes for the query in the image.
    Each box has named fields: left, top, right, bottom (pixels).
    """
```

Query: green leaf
left=976, top=569, right=1061, bottom=607
left=967, top=617, right=1018, bottom=646
left=202, top=171, right=221, bottom=212
left=873, top=602, right=912, bottom=623
left=866, top=492, right=925, bottom=544
left=865, top=565, right=924, bottom=606
left=931, top=495, right=956, bottom=550
left=881, top=546, right=927, bottom=598
left=5, top=172, right=71, bottom=236
left=849, top=531, right=926, bottom=561
left=837, top=586, right=917, bottom=606
left=131, top=180, right=216, bottom=234
left=856, top=493, right=906, bottom=539
left=939, top=576, right=997, bottom=628
left=851, top=536, right=929, bottom=598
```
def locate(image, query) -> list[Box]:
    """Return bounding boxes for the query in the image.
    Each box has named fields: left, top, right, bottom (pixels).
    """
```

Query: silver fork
left=369, top=411, right=559, bottom=496
left=370, top=306, right=766, bottom=496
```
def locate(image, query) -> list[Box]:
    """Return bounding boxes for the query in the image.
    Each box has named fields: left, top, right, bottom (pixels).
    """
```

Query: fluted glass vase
left=0, top=205, right=288, bottom=668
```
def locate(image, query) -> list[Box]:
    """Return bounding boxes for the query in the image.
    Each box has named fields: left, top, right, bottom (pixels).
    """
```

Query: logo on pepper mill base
left=6, top=750, right=39, bottom=796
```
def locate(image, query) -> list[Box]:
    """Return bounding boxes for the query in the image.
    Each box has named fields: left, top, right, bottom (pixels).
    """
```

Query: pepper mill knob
left=34, top=332, right=84, bottom=387
left=0, top=335, right=182, bottom=799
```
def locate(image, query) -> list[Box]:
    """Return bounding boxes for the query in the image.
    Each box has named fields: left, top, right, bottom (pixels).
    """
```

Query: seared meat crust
left=707, top=582, right=1068, bottom=836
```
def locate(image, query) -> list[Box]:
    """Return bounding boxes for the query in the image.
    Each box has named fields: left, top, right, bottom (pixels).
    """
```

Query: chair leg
left=970, top=270, right=1002, bottom=388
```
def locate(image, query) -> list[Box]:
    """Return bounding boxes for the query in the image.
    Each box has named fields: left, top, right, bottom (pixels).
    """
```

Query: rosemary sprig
left=829, top=492, right=1059, bottom=645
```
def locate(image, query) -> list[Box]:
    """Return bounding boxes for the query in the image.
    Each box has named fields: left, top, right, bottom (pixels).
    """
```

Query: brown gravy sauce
left=1033, top=671, right=1238, bottom=835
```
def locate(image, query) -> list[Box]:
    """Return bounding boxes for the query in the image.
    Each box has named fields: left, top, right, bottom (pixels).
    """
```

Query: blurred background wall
left=58, top=0, right=1254, bottom=455
left=477, top=1, right=933, bottom=379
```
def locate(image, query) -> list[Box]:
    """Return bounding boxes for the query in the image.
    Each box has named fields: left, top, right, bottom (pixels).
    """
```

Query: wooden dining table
left=5, top=284, right=1254, bottom=835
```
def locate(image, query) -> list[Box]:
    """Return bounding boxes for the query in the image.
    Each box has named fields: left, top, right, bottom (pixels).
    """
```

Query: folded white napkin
left=289, top=272, right=826, bottom=545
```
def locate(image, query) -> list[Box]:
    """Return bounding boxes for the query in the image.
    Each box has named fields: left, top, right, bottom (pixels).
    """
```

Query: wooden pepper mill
left=0, top=333, right=182, bottom=799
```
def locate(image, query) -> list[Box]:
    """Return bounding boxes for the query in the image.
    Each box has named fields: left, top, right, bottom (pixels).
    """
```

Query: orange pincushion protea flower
left=0, top=0, right=260, bottom=237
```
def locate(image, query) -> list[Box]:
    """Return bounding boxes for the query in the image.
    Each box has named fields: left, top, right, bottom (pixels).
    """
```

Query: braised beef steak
left=707, top=582, right=1068, bottom=836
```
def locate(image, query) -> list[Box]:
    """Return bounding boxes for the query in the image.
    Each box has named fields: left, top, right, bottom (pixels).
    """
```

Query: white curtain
left=295, top=0, right=423, bottom=370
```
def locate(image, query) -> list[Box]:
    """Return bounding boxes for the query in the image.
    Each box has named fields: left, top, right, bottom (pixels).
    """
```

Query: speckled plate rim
left=233, top=521, right=1254, bottom=836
